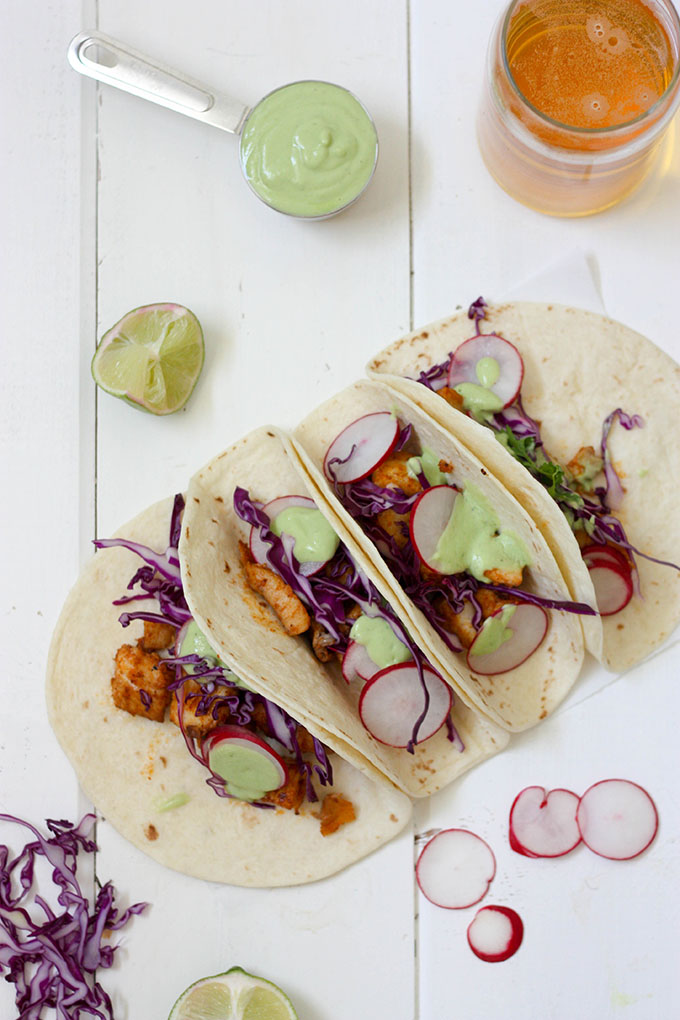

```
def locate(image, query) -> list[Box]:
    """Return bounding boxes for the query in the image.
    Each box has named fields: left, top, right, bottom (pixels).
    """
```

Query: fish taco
left=179, top=426, right=508, bottom=801
left=46, top=495, right=413, bottom=888
left=291, top=380, right=593, bottom=732
left=366, top=299, right=680, bottom=671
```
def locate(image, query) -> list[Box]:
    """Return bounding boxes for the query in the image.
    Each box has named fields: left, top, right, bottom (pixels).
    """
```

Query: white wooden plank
left=90, top=2, right=416, bottom=1017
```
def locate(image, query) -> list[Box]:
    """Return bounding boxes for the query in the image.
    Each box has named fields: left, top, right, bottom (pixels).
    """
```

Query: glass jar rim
left=500, top=0, right=680, bottom=136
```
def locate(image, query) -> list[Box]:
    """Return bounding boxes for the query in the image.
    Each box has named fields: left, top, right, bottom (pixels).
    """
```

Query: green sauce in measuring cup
left=239, top=80, right=379, bottom=218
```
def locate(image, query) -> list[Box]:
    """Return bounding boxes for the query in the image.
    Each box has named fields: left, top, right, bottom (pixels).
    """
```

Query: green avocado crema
left=272, top=506, right=339, bottom=563
left=454, top=382, right=504, bottom=418
left=208, top=742, right=282, bottom=802
left=431, top=482, right=532, bottom=580
left=472, top=604, right=517, bottom=656
left=407, top=446, right=454, bottom=487
left=180, top=619, right=252, bottom=690
left=475, top=356, right=501, bottom=388
left=239, top=81, right=378, bottom=217
left=349, top=614, right=411, bottom=669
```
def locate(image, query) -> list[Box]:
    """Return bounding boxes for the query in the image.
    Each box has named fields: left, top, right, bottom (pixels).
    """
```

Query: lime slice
left=91, top=303, right=204, bottom=415
left=168, top=966, right=298, bottom=1020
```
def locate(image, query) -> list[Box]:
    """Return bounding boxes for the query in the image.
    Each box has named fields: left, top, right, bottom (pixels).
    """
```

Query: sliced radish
left=576, top=779, right=658, bottom=860
left=447, top=334, right=524, bottom=408
left=467, top=603, right=548, bottom=676
left=341, top=640, right=380, bottom=684
left=358, top=661, right=452, bottom=747
left=323, top=412, right=399, bottom=484
left=581, top=543, right=630, bottom=572
left=416, top=829, right=496, bottom=909
left=585, top=559, right=633, bottom=616
left=202, top=725, right=288, bottom=790
left=409, top=485, right=458, bottom=572
left=509, top=786, right=581, bottom=858
left=467, top=906, right=524, bottom=962
left=250, top=494, right=330, bottom=575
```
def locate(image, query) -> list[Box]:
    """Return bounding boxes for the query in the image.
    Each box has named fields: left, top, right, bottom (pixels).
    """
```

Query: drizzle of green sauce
left=431, top=482, right=531, bottom=580
left=454, top=382, right=504, bottom=419
left=208, top=742, right=282, bottom=802
left=153, top=792, right=190, bottom=813
left=349, top=614, right=410, bottom=668
left=180, top=618, right=252, bottom=689
left=407, top=446, right=454, bottom=486
left=472, top=604, right=517, bottom=656
left=272, top=506, right=339, bottom=563
left=475, top=356, right=500, bottom=388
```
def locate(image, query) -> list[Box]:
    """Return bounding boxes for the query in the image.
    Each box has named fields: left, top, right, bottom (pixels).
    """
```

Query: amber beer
left=477, top=0, right=680, bottom=215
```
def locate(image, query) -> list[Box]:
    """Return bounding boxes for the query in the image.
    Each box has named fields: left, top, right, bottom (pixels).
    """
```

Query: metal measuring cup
left=67, top=31, right=379, bottom=220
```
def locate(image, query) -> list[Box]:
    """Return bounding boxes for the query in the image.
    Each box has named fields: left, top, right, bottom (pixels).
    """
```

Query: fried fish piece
left=138, top=619, right=177, bottom=652
left=371, top=450, right=422, bottom=496
left=239, top=541, right=310, bottom=636
left=435, top=596, right=477, bottom=649
left=262, top=766, right=307, bottom=813
left=311, top=619, right=335, bottom=662
left=376, top=508, right=411, bottom=548
left=483, top=565, right=524, bottom=587
left=169, top=678, right=234, bottom=738
left=438, top=386, right=465, bottom=411
left=111, top=644, right=172, bottom=722
left=318, top=793, right=356, bottom=836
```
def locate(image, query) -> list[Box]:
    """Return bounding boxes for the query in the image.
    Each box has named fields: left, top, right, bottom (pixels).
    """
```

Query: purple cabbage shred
left=0, top=813, right=147, bottom=1020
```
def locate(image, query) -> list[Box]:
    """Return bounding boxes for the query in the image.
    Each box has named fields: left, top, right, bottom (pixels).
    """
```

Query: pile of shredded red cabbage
left=326, top=420, right=596, bottom=654
left=233, top=487, right=462, bottom=753
left=415, top=296, right=679, bottom=581
left=0, top=813, right=146, bottom=1019
left=96, top=495, right=332, bottom=804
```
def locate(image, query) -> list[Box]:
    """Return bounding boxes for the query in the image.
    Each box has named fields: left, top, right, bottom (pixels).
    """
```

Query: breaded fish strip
left=318, top=793, right=356, bottom=836
left=262, top=766, right=307, bottom=813
left=111, top=644, right=172, bottom=722
left=438, top=386, right=465, bottom=411
left=239, top=541, right=310, bottom=636
left=483, top=565, right=524, bottom=587
left=138, top=619, right=177, bottom=652
left=371, top=450, right=422, bottom=496
left=436, top=597, right=477, bottom=649
left=311, top=619, right=335, bottom=662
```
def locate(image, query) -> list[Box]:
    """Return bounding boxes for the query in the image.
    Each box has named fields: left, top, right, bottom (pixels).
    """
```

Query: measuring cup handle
left=68, top=31, right=250, bottom=135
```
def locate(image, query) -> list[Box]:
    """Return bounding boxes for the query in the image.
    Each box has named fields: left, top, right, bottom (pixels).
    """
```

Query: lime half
left=91, top=303, right=204, bottom=415
left=168, top=966, right=298, bottom=1020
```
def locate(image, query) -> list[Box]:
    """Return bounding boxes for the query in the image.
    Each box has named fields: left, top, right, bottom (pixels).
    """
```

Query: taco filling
left=320, top=409, right=595, bottom=678
left=414, top=296, right=679, bottom=618
left=233, top=487, right=461, bottom=752
left=99, top=493, right=355, bottom=836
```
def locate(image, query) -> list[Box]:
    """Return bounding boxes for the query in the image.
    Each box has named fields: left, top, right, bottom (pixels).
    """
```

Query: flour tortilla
left=292, top=380, right=585, bottom=733
left=180, top=426, right=508, bottom=799
left=46, top=497, right=413, bottom=888
left=366, top=301, right=680, bottom=671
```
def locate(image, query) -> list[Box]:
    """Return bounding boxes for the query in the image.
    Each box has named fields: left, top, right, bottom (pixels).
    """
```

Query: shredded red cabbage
left=233, top=487, right=461, bottom=753
left=98, top=497, right=333, bottom=804
left=0, top=813, right=146, bottom=1020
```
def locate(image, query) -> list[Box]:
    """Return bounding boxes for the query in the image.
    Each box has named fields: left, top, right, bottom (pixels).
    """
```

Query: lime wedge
left=91, top=303, right=204, bottom=415
left=168, top=966, right=298, bottom=1020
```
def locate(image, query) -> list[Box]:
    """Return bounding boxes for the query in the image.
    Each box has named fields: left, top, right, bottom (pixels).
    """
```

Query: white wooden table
left=2, top=2, right=679, bottom=1017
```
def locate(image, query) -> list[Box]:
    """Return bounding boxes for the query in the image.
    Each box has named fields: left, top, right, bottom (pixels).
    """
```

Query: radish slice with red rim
left=509, top=786, right=581, bottom=858
left=323, top=412, right=399, bottom=484
left=581, top=543, right=630, bottom=572
left=467, top=603, right=548, bottom=676
left=341, top=640, right=380, bottom=684
left=447, top=334, right=524, bottom=408
left=202, top=725, right=288, bottom=791
left=358, top=661, right=452, bottom=747
left=585, top=560, right=633, bottom=616
left=576, top=779, right=658, bottom=860
left=416, top=828, right=496, bottom=909
left=467, top=906, right=524, bottom=962
left=409, top=485, right=458, bottom=572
